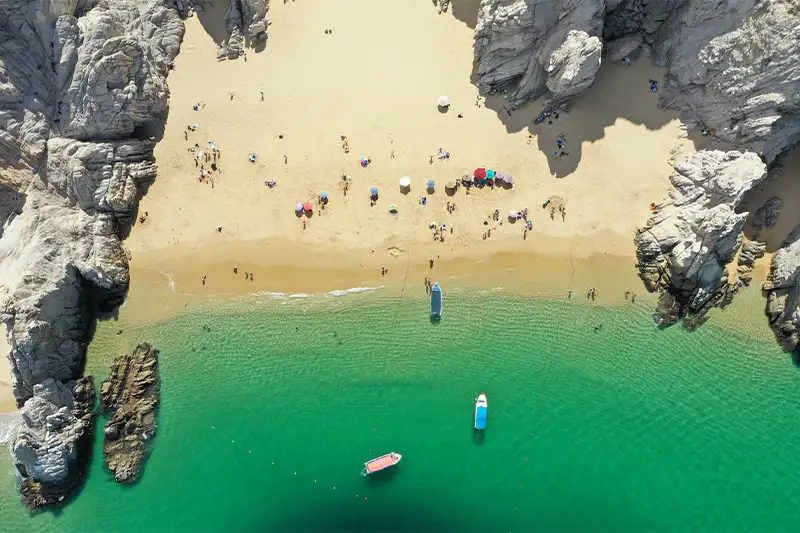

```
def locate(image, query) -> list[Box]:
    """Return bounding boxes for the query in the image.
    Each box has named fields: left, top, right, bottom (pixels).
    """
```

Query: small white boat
left=474, top=393, right=487, bottom=430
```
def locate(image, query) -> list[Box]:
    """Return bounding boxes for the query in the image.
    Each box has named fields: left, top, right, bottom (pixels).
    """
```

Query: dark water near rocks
left=1, top=290, right=798, bottom=532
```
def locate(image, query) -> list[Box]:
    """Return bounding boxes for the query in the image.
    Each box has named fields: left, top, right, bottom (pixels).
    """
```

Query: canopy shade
left=474, top=168, right=486, bottom=179
left=438, top=95, right=450, bottom=107
left=399, top=177, right=411, bottom=187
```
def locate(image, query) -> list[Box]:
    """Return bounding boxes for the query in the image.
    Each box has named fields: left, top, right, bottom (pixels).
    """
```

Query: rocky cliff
left=0, top=0, right=183, bottom=508
left=764, top=226, right=800, bottom=351
left=468, top=0, right=799, bottom=339
left=99, top=343, right=159, bottom=484
left=634, top=151, right=768, bottom=328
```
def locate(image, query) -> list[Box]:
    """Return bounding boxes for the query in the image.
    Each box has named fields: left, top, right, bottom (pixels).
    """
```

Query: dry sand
left=124, top=0, right=696, bottom=315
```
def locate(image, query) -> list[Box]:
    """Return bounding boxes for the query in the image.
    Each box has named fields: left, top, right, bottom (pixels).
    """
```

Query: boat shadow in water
left=473, top=428, right=486, bottom=445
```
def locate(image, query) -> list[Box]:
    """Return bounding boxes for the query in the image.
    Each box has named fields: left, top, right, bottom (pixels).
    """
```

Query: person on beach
left=234, top=266, right=238, bottom=274
left=202, top=275, right=207, bottom=286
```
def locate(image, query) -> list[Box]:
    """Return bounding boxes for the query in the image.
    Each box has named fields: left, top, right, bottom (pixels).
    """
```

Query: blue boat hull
left=430, top=284, right=442, bottom=318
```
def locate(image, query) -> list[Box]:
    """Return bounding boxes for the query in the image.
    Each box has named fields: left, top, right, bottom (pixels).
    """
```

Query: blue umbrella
left=320, top=191, right=329, bottom=199
left=426, top=180, right=436, bottom=188
left=370, top=187, right=379, bottom=196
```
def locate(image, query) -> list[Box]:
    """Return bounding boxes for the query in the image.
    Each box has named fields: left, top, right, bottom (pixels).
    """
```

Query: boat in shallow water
left=475, top=393, right=487, bottom=430
left=430, top=283, right=442, bottom=319
left=362, top=452, right=402, bottom=475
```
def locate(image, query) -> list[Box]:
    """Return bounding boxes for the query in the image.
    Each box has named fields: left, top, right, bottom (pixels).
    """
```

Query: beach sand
left=122, top=0, right=700, bottom=320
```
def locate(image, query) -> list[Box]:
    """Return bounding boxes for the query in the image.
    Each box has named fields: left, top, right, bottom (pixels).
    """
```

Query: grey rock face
left=218, top=0, right=268, bottom=60
left=473, top=0, right=604, bottom=103
left=0, top=0, right=183, bottom=509
left=764, top=226, right=800, bottom=351
left=545, top=30, right=602, bottom=100
left=634, top=151, right=768, bottom=327
left=752, top=197, right=784, bottom=232
left=14, top=377, right=94, bottom=509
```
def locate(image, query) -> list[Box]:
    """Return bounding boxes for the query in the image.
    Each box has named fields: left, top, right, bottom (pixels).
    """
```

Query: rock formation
left=0, top=0, right=183, bottom=508
left=473, top=0, right=605, bottom=103
left=99, top=343, right=159, bottom=483
left=764, top=226, right=800, bottom=351
left=752, top=197, right=784, bottom=232
left=471, top=0, right=799, bottom=161
left=13, top=377, right=94, bottom=508
left=216, top=0, right=269, bottom=60
left=634, top=151, right=768, bottom=328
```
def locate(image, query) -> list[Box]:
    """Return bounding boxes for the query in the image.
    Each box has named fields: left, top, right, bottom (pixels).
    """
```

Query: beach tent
left=370, top=187, right=379, bottom=197
left=438, top=95, right=450, bottom=107
left=303, top=202, right=313, bottom=211
left=474, top=168, right=486, bottom=180
left=295, top=203, right=303, bottom=212
left=426, top=180, right=436, bottom=189
left=399, top=177, right=411, bottom=188
left=389, top=205, right=399, bottom=214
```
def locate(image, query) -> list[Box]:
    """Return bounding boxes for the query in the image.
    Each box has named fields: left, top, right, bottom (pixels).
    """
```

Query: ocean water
left=1, top=290, right=799, bottom=532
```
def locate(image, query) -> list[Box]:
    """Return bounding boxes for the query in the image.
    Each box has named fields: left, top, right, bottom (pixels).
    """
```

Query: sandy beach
left=124, top=0, right=701, bottom=313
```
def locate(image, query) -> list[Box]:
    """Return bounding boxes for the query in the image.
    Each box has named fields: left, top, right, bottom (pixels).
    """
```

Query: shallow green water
left=1, top=290, right=799, bottom=532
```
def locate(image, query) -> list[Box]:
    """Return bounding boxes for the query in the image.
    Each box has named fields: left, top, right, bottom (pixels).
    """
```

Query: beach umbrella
left=303, top=202, right=313, bottom=211
left=389, top=205, right=399, bottom=213
left=399, top=177, right=411, bottom=188
left=487, top=169, right=496, bottom=179
left=320, top=191, right=329, bottom=199
left=370, top=187, right=379, bottom=197
left=426, top=179, right=436, bottom=189
left=446, top=181, right=457, bottom=189
left=295, top=203, right=303, bottom=212
left=509, top=209, right=518, bottom=218
left=474, top=168, right=486, bottom=180
left=438, top=95, right=450, bottom=107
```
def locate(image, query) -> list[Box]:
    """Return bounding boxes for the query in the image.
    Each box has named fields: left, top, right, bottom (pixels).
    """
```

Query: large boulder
left=545, top=30, right=602, bottom=100
left=473, top=0, right=604, bottom=103
left=634, top=150, right=768, bottom=327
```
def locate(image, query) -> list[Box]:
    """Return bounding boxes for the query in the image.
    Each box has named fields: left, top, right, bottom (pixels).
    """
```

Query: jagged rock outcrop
left=545, top=30, right=602, bottom=100
left=217, top=0, right=268, bottom=60
left=634, top=151, right=768, bottom=328
left=13, top=377, right=94, bottom=509
left=0, top=0, right=183, bottom=509
left=764, top=226, right=800, bottom=351
left=752, top=197, right=784, bottom=232
left=99, top=343, right=159, bottom=483
left=473, top=0, right=604, bottom=103
left=434, top=0, right=451, bottom=14
left=736, top=239, right=767, bottom=286
left=471, top=0, right=799, bottom=163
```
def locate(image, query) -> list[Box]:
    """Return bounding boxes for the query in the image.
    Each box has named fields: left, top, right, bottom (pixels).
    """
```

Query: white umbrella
left=438, top=95, right=450, bottom=107
left=399, top=177, right=411, bottom=187
left=509, top=209, right=518, bottom=218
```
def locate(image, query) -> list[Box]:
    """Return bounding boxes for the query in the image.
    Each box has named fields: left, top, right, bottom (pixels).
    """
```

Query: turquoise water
left=1, top=290, right=799, bottom=532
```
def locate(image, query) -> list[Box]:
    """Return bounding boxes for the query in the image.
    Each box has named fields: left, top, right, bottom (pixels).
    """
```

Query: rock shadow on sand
left=476, top=60, right=687, bottom=178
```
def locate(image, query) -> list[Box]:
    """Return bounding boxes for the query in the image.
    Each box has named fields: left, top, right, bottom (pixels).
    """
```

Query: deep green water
left=1, top=290, right=799, bottom=532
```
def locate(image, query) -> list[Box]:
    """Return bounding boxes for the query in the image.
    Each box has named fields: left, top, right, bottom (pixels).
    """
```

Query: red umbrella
left=303, top=202, right=313, bottom=211
left=474, top=167, right=487, bottom=179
